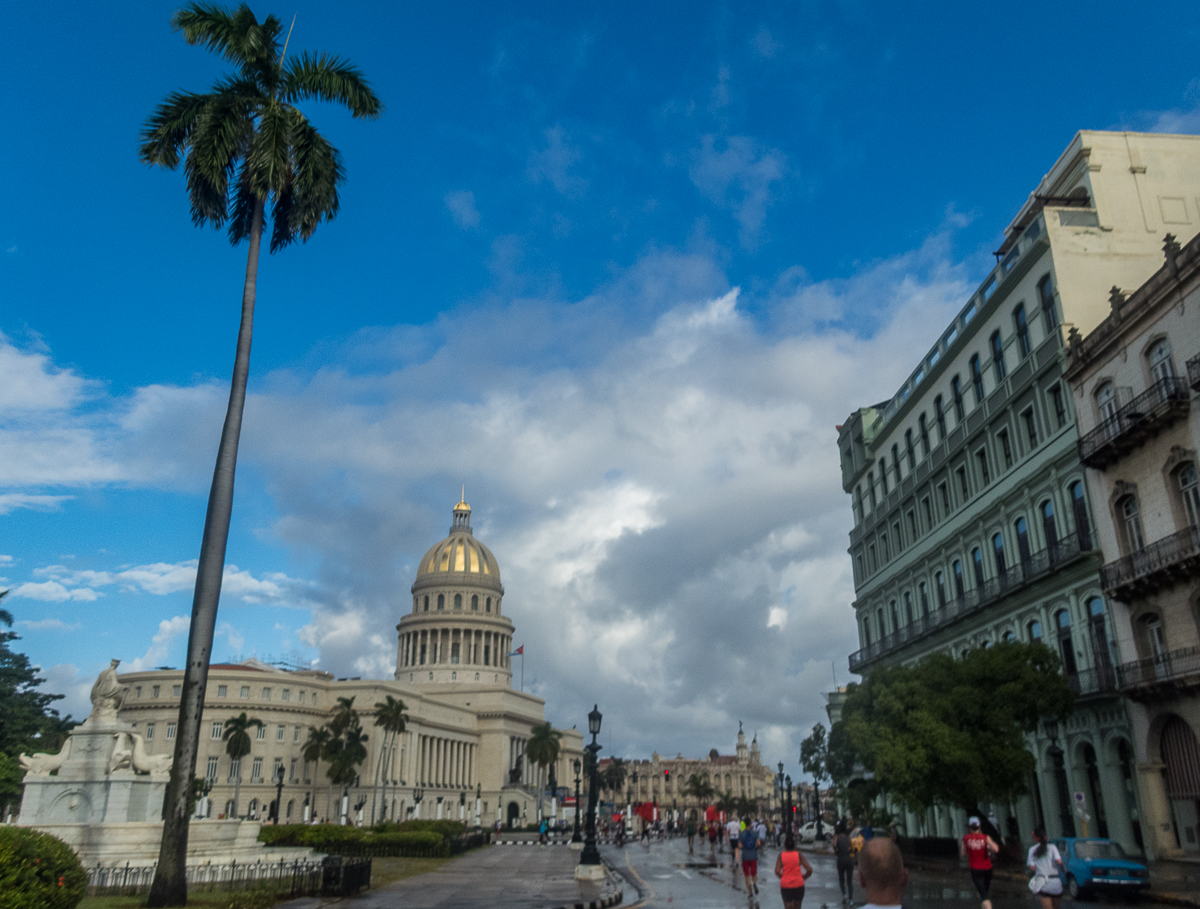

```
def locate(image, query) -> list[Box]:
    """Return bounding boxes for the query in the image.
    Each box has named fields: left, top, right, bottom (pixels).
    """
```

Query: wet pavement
left=603, top=836, right=1158, bottom=909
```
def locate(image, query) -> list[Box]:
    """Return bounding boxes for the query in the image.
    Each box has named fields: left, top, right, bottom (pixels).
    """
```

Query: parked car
left=796, top=821, right=830, bottom=843
left=1052, top=837, right=1150, bottom=900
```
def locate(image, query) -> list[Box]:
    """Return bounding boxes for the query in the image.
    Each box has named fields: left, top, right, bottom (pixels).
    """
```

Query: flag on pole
left=508, top=645, right=524, bottom=656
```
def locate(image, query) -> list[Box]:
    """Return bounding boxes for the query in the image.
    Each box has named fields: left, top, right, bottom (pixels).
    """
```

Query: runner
left=1027, top=827, right=1066, bottom=909
left=687, top=816, right=697, bottom=854
left=774, top=834, right=813, bottom=909
left=708, top=819, right=718, bottom=854
left=833, top=820, right=856, bottom=905
left=961, top=816, right=1000, bottom=909
left=739, top=816, right=763, bottom=897
left=728, top=816, right=744, bottom=890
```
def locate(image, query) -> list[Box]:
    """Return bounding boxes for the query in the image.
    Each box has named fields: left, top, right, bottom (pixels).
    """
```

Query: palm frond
left=171, top=2, right=259, bottom=65
left=182, top=92, right=254, bottom=226
left=139, top=90, right=213, bottom=168
left=286, top=111, right=344, bottom=244
left=283, top=51, right=383, bottom=119
left=227, top=160, right=259, bottom=245
left=246, top=101, right=293, bottom=200
left=268, top=179, right=296, bottom=252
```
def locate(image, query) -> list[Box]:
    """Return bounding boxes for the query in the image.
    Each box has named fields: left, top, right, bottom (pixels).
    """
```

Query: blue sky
left=3, top=0, right=1199, bottom=774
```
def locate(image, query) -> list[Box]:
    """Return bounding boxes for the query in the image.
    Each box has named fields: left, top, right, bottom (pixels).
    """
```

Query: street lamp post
left=777, top=762, right=785, bottom=831
left=273, top=764, right=285, bottom=825
left=577, top=704, right=604, bottom=878
left=572, top=758, right=583, bottom=843
left=785, top=775, right=793, bottom=834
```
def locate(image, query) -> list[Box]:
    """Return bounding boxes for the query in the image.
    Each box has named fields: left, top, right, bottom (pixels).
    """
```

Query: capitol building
left=117, top=499, right=583, bottom=827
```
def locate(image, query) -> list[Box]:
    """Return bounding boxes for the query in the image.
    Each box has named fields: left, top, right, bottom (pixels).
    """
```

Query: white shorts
left=1035, top=879, right=1063, bottom=896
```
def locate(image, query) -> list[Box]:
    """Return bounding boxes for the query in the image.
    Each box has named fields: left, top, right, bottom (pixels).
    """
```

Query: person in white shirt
left=726, top=817, right=743, bottom=888
left=857, top=837, right=908, bottom=909
left=1026, top=827, right=1065, bottom=909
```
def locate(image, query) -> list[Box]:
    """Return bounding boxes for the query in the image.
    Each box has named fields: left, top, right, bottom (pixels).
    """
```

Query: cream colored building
left=836, top=130, right=1200, bottom=855
left=1064, top=229, right=1200, bottom=857
left=117, top=500, right=582, bottom=828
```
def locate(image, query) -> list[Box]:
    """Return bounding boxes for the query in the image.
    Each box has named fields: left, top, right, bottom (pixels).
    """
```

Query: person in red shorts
left=738, top=817, right=762, bottom=896
left=774, top=834, right=814, bottom=909
left=961, top=816, right=1000, bottom=909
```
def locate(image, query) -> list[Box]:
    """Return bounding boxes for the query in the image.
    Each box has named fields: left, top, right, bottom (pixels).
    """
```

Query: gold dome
left=411, top=501, right=503, bottom=592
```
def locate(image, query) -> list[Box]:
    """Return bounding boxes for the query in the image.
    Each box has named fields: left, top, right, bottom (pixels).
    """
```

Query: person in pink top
left=774, top=834, right=814, bottom=909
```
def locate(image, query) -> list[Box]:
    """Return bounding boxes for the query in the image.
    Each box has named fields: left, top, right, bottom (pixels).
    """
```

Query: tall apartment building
left=836, top=131, right=1200, bottom=857
left=1064, top=229, right=1200, bottom=857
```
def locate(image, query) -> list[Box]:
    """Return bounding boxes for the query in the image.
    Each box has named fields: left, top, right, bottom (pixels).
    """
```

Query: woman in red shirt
left=774, top=834, right=814, bottom=909
left=961, top=816, right=1000, bottom=909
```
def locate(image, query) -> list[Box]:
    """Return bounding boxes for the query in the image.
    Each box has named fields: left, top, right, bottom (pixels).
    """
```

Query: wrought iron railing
left=1078, top=376, right=1190, bottom=467
left=1101, top=525, right=1200, bottom=599
left=85, top=855, right=371, bottom=898
left=1066, top=665, right=1120, bottom=697
left=849, top=532, right=1091, bottom=671
left=1188, top=353, right=1200, bottom=392
left=1116, top=646, right=1200, bottom=691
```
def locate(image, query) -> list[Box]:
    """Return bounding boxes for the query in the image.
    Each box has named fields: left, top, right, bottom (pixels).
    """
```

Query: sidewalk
left=279, top=843, right=623, bottom=909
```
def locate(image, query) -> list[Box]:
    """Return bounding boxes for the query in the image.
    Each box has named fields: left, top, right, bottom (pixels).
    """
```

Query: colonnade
left=399, top=628, right=511, bottom=669
left=416, top=734, right=475, bottom=789
left=510, top=735, right=534, bottom=785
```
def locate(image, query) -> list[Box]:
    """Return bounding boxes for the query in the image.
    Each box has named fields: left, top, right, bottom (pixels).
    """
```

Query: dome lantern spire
left=451, top=491, right=472, bottom=534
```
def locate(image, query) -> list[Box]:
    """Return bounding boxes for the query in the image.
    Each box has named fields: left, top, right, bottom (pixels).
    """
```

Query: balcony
left=1116, top=646, right=1200, bottom=696
left=1101, top=525, right=1200, bottom=601
left=1078, top=376, right=1191, bottom=469
left=1066, top=665, right=1120, bottom=699
left=849, top=531, right=1092, bottom=672
left=1188, top=353, right=1200, bottom=392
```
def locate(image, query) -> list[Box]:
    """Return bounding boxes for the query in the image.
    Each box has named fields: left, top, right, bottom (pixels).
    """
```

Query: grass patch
left=368, top=854, right=454, bottom=887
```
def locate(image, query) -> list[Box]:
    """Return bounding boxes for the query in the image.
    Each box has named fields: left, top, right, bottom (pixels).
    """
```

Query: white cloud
left=0, top=494, right=73, bottom=515
left=444, top=190, right=481, bottom=229
left=11, top=580, right=100, bottom=602
left=0, top=333, right=92, bottom=412
left=690, top=135, right=787, bottom=248
left=37, top=663, right=93, bottom=723
left=126, top=616, right=190, bottom=672
left=16, top=617, right=82, bottom=631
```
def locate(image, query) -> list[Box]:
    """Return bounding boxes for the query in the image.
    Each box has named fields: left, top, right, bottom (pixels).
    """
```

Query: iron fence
left=85, top=855, right=371, bottom=899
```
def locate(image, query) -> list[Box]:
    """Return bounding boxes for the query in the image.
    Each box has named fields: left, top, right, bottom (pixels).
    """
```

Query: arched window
left=1148, top=338, right=1175, bottom=383
left=423, top=596, right=429, bottom=612
left=953, top=560, right=965, bottom=597
left=1056, top=608, right=1077, bottom=675
left=1003, top=630, right=1016, bottom=644
left=1038, top=274, right=1057, bottom=332
left=1180, top=463, right=1200, bottom=527
left=471, top=594, right=479, bottom=611
left=972, top=547, right=985, bottom=587
left=867, top=471, right=877, bottom=507
left=1015, top=517, right=1031, bottom=565
left=877, top=608, right=886, bottom=639
left=892, top=444, right=902, bottom=482
left=454, top=593, right=462, bottom=609
left=935, top=395, right=947, bottom=438
left=992, top=533, right=1007, bottom=574
left=935, top=571, right=947, bottom=606
left=903, top=591, right=913, bottom=625
left=1087, top=597, right=1114, bottom=670
left=879, top=458, right=889, bottom=493
left=991, top=330, right=1006, bottom=381
left=1040, top=500, right=1058, bottom=549
left=919, top=581, right=929, bottom=615
left=1140, top=613, right=1166, bottom=660
left=890, top=600, right=900, bottom=631
left=918, top=414, right=930, bottom=455
left=905, top=430, right=916, bottom=469
left=1071, top=481, right=1091, bottom=548
left=486, top=597, right=492, bottom=612
left=853, top=486, right=863, bottom=522
left=1014, top=304, right=1031, bottom=358
left=980, top=639, right=991, bottom=649
left=862, top=618, right=872, bottom=646
left=1096, top=382, right=1117, bottom=423
left=437, top=593, right=445, bottom=610
left=951, top=377, right=965, bottom=421
left=970, top=355, right=985, bottom=403
left=1120, top=495, right=1146, bottom=553
left=1028, top=619, right=1042, bottom=641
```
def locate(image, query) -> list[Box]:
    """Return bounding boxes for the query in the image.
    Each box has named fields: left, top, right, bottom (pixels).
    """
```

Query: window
left=294, top=725, right=301, bottom=742
left=972, top=548, right=985, bottom=586
left=919, top=582, right=929, bottom=615
left=1038, top=274, right=1057, bottom=332
left=976, top=448, right=990, bottom=486
left=952, top=377, right=965, bottom=421
left=146, top=723, right=156, bottom=740
left=454, top=593, right=462, bottom=609
left=486, top=597, right=492, bottom=612
left=991, top=330, right=1006, bottom=381
left=256, top=725, right=267, bottom=741
left=938, top=482, right=950, bottom=514
left=1087, top=597, right=1114, bottom=669
left=880, top=532, right=890, bottom=561
left=970, top=355, right=985, bottom=403
left=437, top=594, right=444, bottom=610
left=1148, top=338, right=1175, bottom=382
left=905, top=430, right=916, bottom=469
left=1056, top=609, right=1077, bottom=675
left=166, top=722, right=176, bottom=740
left=290, top=759, right=298, bottom=781
left=935, top=571, right=947, bottom=606
left=1120, top=495, right=1146, bottom=553
left=1049, top=385, right=1066, bottom=427
left=1022, top=407, right=1038, bottom=448
left=1071, top=481, right=1091, bottom=546
left=251, top=757, right=263, bottom=782
left=229, top=758, right=241, bottom=781
left=999, top=430, right=1013, bottom=468
left=472, top=594, right=479, bottom=610
left=281, top=688, right=289, bottom=701
left=206, top=756, right=219, bottom=781
left=963, top=302, right=977, bottom=323
left=906, top=510, right=917, bottom=541
left=862, top=619, right=871, bottom=647
left=212, top=722, right=223, bottom=740
left=934, top=395, right=947, bottom=439
left=957, top=466, right=970, bottom=500
left=893, top=521, right=903, bottom=552
left=1180, top=464, right=1200, bottom=527
left=892, top=444, right=902, bottom=483
left=855, top=554, right=865, bottom=580
left=1141, top=613, right=1167, bottom=659
left=868, top=544, right=877, bottom=572
left=1014, top=304, right=1031, bottom=358
left=1003, top=630, right=1016, bottom=644
left=918, top=414, right=930, bottom=455
left=273, top=757, right=284, bottom=783
left=135, top=686, right=141, bottom=698
left=173, top=685, right=181, bottom=697
left=1096, top=382, right=1117, bottom=423
left=217, top=685, right=227, bottom=698
left=299, top=690, right=305, bottom=703
left=240, top=686, right=250, bottom=698
left=877, top=609, right=886, bottom=639
left=992, top=533, right=1006, bottom=574
left=423, top=595, right=429, bottom=612
left=867, top=472, right=877, bottom=507
left=152, top=685, right=160, bottom=698
left=262, top=687, right=271, bottom=700
left=922, top=496, right=933, bottom=528
left=277, top=725, right=285, bottom=741
left=1016, top=517, right=1032, bottom=565
left=879, top=459, right=889, bottom=494
left=1028, top=620, right=1043, bottom=641
left=903, top=592, right=914, bottom=625
left=853, top=487, right=863, bottom=523
left=952, top=560, right=964, bottom=597
left=1040, top=501, right=1058, bottom=549
left=451, top=642, right=460, bottom=664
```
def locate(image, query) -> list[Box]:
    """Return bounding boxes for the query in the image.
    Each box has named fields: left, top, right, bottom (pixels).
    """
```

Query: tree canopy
left=0, top=592, right=76, bottom=759
left=834, top=641, right=1073, bottom=813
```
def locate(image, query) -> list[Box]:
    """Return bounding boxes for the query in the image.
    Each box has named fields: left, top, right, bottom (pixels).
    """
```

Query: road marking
left=622, top=846, right=655, bottom=909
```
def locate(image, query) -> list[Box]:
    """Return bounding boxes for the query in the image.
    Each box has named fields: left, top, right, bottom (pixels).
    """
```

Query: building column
left=1136, top=761, right=1177, bottom=859
left=1098, top=745, right=1136, bottom=854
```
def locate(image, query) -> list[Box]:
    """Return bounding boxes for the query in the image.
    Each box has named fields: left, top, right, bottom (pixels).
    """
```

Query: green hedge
left=258, top=823, right=457, bottom=856
left=0, top=827, right=87, bottom=909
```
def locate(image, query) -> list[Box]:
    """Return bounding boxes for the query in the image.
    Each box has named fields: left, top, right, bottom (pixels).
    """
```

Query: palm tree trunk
left=369, top=732, right=386, bottom=825
left=149, top=198, right=264, bottom=908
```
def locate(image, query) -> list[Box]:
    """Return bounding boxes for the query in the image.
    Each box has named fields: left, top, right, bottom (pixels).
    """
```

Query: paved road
left=602, top=836, right=1150, bottom=909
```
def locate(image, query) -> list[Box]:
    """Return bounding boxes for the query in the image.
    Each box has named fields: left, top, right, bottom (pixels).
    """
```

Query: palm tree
left=602, top=757, right=628, bottom=799
left=525, top=722, right=562, bottom=820
left=326, top=721, right=369, bottom=824
left=302, top=725, right=331, bottom=822
left=370, top=695, right=407, bottom=824
left=330, top=696, right=358, bottom=735
left=221, top=713, right=264, bottom=820
left=142, top=8, right=381, bottom=904
left=681, top=773, right=715, bottom=813
left=715, top=789, right=739, bottom=821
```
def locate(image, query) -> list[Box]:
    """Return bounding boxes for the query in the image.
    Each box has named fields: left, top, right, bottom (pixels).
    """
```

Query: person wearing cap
left=961, top=816, right=1000, bottom=909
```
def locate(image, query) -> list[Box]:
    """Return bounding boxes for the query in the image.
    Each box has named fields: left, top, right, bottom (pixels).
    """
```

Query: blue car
left=1052, top=837, right=1150, bottom=900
